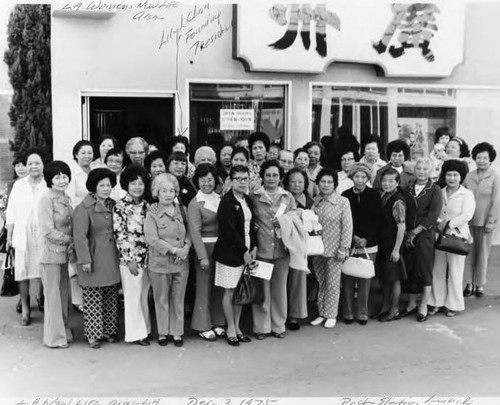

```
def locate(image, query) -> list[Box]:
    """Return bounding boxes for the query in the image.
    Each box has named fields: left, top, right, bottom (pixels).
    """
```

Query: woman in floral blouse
left=113, top=164, right=151, bottom=346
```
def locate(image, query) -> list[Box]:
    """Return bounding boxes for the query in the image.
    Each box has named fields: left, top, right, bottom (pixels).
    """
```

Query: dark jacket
left=295, top=193, right=314, bottom=210
left=342, top=186, right=382, bottom=248
left=177, top=176, right=197, bottom=207
left=212, top=190, right=257, bottom=267
left=73, top=194, right=120, bottom=287
left=404, top=179, right=443, bottom=232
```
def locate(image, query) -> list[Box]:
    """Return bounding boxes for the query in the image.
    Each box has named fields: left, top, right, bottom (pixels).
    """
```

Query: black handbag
left=233, top=265, right=264, bottom=306
left=435, top=222, right=471, bottom=256
left=1, top=248, right=19, bottom=297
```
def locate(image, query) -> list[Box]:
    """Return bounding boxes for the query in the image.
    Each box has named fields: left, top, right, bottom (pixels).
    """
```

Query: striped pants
left=82, top=284, right=119, bottom=341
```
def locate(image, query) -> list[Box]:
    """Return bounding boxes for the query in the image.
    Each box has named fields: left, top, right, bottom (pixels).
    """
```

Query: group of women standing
left=2, top=129, right=498, bottom=350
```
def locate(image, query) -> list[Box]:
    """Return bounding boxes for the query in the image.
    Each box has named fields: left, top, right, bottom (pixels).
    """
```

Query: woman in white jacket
left=5, top=148, right=48, bottom=325
left=429, top=160, right=476, bottom=317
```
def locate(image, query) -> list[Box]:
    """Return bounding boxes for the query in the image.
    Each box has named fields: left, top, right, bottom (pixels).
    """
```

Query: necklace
left=265, top=189, right=279, bottom=202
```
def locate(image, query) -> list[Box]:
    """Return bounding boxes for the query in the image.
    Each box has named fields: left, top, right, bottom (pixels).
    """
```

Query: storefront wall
left=51, top=2, right=500, bottom=235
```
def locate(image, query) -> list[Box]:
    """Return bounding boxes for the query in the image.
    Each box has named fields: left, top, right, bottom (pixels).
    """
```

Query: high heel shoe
left=227, top=336, right=240, bottom=347
left=463, top=284, right=474, bottom=298
left=173, top=336, right=184, bottom=347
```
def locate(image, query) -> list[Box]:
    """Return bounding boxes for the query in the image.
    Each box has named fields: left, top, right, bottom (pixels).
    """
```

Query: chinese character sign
left=372, top=4, right=439, bottom=62
left=234, top=1, right=464, bottom=77
left=268, top=4, right=340, bottom=57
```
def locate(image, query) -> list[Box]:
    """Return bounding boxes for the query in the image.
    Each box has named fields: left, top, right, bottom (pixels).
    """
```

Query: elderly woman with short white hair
left=125, top=137, right=149, bottom=167
left=144, top=173, right=192, bottom=347
left=402, top=157, right=442, bottom=322
left=194, top=146, right=217, bottom=167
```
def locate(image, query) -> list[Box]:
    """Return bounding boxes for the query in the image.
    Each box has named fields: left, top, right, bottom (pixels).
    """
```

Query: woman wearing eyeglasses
left=250, top=160, right=296, bottom=340
left=213, top=165, right=258, bottom=346
left=125, top=137, right=148, bottom=167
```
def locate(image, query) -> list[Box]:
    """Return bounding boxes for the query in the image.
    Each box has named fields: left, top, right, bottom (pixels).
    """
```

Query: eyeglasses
left=279, top=159, right=293, bottom=165
left=233, top=177, right=249, bottom=183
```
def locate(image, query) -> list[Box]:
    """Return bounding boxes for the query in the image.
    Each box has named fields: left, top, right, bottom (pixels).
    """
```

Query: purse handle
left=349, top=247, right=371, bottom=260
left=441, top=221, right=460, bottom=235
left=4, top=247, right=14, bottom=269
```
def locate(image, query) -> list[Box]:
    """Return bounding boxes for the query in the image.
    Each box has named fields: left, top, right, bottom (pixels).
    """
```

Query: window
left=189, top=82, right=288, bottom=152
left=81, top=94, right=175, bottom=150
left=311, top=85, right=459, bottom=159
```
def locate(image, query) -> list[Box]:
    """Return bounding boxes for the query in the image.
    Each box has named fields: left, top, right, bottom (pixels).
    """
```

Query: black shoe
left=271, top=331, right=285, bottom=339
left=288, top=322, right=300, bottom=331
left=357, top=319, right=368, bottom=326
left=237, top=334, right=251, bottom=343
left=173, top=337, right=184, bottom=347
left=227, top=337, right=240, bottom=347
left=136, top=338, right=150, bottom=346
left=344, top=318, right=353, bottom=325
left=475, top=288, right=485, bottom=298
left=158, top=336, right=168, bottom=346
left=379, top=312, right=400, bottom=322
left=417, top=313, right=428, bottom=322
left=463, top=285, right=474, bottom=297
left=254, top=333, right=267, bottom=340
left=375, top=311, right=388, bottom=321
left=400, top=307, right=417, bottom=318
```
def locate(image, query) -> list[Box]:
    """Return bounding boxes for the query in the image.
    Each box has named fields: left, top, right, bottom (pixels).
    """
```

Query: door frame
left=79, top=89, right=177, bottom=141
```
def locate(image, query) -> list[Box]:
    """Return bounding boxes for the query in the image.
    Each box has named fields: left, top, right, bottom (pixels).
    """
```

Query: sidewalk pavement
left=0, top=247, right=499, bottom=398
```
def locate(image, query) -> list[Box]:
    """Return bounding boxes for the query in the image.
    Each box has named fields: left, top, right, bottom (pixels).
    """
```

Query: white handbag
left=306, top=231, right=324, bottom=256
left=342, top=249, right=375, bottom=279
left=302, top=210, right=324, bottom=256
